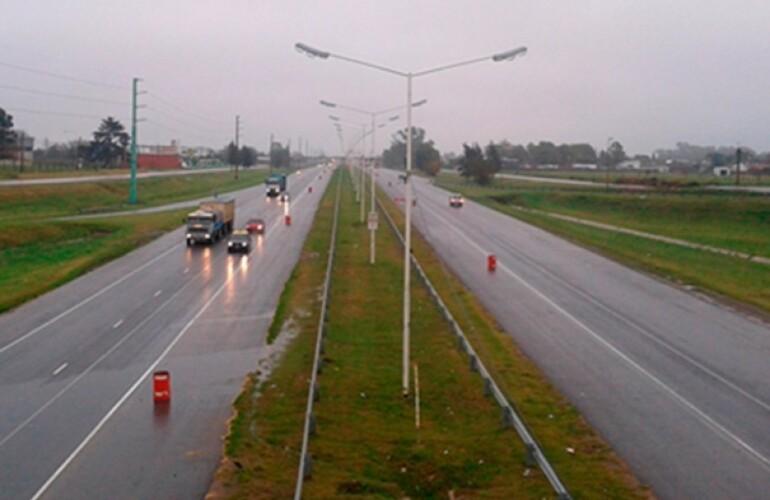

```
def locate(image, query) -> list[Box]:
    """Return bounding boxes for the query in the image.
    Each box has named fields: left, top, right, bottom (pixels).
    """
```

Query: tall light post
left=329, top=115, right=367, bottom=212
left=297, top=42, right=527, bottom=396
left=320, top=100, right=423, bottom=264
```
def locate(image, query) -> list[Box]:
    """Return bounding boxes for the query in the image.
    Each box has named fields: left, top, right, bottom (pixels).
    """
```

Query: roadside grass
left=214, top=169, right=650, bottom=498
left=0, top=210, right=189, bottom=312
left=378, top=190, right=649, bottom=498
left=498, top=169, right=770, bottom=187
left=436, top=175, right=770, bottom=314
left=0, top=169, right=271, bottom=312
left=0, top=169, right=269, bottom=220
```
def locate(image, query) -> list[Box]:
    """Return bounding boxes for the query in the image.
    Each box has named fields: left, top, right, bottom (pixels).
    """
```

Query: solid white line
left=112, top=320, right=123, bottom=329
left=52, top=363, right=68, bottom=376
left=30, top=244, right=239, bottom=500
left=426, top=207, right=770, bottom=470
left=0, top=244, right=178, bottom=355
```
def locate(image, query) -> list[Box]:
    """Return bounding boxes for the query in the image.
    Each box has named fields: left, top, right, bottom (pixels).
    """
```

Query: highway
left=378, top=170, right=770, bottom=499
left=0, top=167, right=330, bottom=499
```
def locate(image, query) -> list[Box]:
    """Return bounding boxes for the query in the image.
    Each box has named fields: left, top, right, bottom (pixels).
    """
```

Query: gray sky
left=3, top=0, right=769, bottom=157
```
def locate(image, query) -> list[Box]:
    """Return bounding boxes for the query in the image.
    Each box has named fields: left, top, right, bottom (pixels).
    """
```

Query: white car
left=449, top=194, right=464, bottom=207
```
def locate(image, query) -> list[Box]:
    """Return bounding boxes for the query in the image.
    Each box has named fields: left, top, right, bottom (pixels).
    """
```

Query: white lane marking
left=183, top=268, right=190, bottom=274
left=0, top=244, right=179, bottom=355
left=424, top=207, right=770, bottom=470
left=30, top=248, right=243, bottom=500
left=52, top=363, right=68, bottom=376
left=154, top=290, right=162, bottom=297
left=112, top=320, right=123, bottom=329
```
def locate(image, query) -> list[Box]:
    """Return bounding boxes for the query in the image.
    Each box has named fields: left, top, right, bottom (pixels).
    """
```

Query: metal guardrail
left=293, top=168, right=343, bottom=499
left=377, top=195, right=572, bottom=500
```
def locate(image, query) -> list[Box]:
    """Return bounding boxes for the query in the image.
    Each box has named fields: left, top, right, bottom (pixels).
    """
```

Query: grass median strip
left=213, top=168, right=649, bottom=498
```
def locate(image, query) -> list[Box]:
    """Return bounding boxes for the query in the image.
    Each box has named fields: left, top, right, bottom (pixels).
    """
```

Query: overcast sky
left=3, top=1, right=769, bottom=157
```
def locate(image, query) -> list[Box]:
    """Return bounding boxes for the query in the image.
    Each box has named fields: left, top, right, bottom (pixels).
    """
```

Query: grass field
left=213, top=168, right=649, bottom=498
left=0, top=169, right=270, bottom=312
left=437, top=173, right=770, bottom=315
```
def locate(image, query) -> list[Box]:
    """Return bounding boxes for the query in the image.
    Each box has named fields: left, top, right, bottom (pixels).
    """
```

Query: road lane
left=379, top=170, right=770, bottom=499
left=0, top=167, right=332, bottom=499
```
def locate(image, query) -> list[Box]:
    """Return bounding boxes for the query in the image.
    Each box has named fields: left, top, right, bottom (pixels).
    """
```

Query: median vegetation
left=0, top=169, right=268, bottom=312
left=437, top=173, right=770, bottom=315
left=213, top=168, right=648, bottom=498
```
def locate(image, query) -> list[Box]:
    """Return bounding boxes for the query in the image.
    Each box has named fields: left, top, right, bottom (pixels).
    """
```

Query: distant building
left=136, top=140, right=183, bottom=169
left=573, top=163, right=598, bottom=170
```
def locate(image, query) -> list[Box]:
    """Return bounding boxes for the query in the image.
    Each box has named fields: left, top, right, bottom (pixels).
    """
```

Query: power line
left=0, top=60, right=126, bottom=90
left=0, top=84, right=128, bottom=105
left=5, top=107, right=114, bottom=120
left=145, top=91, right=230, bottom=127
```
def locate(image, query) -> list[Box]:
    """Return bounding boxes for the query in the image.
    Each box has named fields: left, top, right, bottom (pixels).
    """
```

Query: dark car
left=449, top=194, right=464, bottom=207
left=246, top=218, right=265, bottom=235
left=278, top=191, right=290, bottom=203
left=227, top=230, right=251, bottom=253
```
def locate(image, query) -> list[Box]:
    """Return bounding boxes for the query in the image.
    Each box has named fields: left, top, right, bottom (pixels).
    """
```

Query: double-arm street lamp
left=297, top=42, right=527, bottom=396
left=322, top=99, right=424, bottom=263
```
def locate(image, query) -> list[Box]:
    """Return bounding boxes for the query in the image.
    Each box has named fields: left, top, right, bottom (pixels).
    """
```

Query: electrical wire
left=0, top=60, right=126, bottom=90
left=0, top=84, right=128, bottom=105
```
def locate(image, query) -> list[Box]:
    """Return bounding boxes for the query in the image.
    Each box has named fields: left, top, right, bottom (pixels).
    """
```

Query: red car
left=245, top=218, right=265, bottom=235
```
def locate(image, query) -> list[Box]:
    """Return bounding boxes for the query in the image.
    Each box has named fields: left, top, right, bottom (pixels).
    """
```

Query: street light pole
left=297, top=42, right=527, bottom=396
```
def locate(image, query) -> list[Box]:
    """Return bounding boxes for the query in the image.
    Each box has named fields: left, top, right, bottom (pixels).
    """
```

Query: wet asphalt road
left=0, top=167, right=330, bottom=499
left=379, top=170, right=770, bottom=499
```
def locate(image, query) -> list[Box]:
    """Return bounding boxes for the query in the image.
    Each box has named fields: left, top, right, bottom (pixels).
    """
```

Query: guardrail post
left=457, top=337, right=466, bottom=352
left=502, top=406, right=514, bottom=428
left=317, top=358, right=323, bottom=375
left=483, top=377, right=492, bottom=397
left=525, top=443, right=536, bottom=467
left=303, top=454, right=313, bottom=479
left=313, top=382, right=320, bottom=402
left=469, top=354, right=478, bottom=372
left=309, top=412, right=316, bottom=435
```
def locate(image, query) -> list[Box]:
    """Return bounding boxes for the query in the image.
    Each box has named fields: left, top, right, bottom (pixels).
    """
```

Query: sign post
left=368, top=211, right=378, bottom=264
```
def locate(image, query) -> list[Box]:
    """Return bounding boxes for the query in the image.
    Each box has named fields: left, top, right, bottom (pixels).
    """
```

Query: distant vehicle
left=185, top=197, right=235, bottom=246
left=278, top=191, right=290, bottom=203
left=449, top=194, right=464, bottom=207
left=246, top=218, right=265, bottom=235
left=227, top=230, right=251, bottom=253
left=266, top=174, right=287, bottom=198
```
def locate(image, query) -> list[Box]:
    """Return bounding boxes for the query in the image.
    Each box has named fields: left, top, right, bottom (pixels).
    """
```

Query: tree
left=225, top=141, right=240, bottom=166
left=270, top=141, right=291, bottom=169
left=382, top=127, right=442, bottom=175
left=240, top=146, right=257, bottom=167
left=608, top=140, right=627, bottom=165
left=87, top=117, right=129, bottom=168
left=0, top=107, right=16, bottom=160
left=461, top=143, right=499, bottom=185
left=527, top=141, right=561, bottom=166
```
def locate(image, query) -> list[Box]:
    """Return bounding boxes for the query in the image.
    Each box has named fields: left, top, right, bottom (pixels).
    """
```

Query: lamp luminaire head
left=492, top=47, right=528, bottom=62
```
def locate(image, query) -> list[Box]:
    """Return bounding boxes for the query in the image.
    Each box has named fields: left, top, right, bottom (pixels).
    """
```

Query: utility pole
left=129, top=77, right=145, bottom=204
left=735, top=147, right=742, bottom=186
left=268, top=133, right=273, bottom=174
left=234, top=115, right=240, bottom=179
left=19, top=131, right=25, bottom=173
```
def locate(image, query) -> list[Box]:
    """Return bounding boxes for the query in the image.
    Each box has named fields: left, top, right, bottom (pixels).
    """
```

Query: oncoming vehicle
left=227, top=230, right=251, bottom=253
left=246, top=218, right=265, bottom=235
left=449, top=194, right=464, bottom=208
